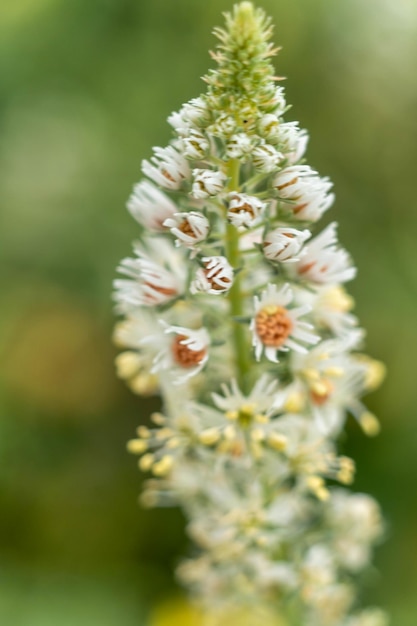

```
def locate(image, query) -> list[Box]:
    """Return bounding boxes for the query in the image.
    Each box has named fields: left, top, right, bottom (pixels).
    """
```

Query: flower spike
left=114, top=3, right=386, bottom=624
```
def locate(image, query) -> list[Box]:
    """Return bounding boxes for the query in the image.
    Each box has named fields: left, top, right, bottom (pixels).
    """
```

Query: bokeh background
left=1, top=0, right=416, bottom=624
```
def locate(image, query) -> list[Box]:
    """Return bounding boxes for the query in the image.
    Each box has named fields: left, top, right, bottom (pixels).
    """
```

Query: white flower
left=182, top=129, right=210, bottom=160
left=163, top=211, right=210, bottom=249
left=213, top=376, right=278, bottom=417
left=168, top=97, right=210, bottom=135
left=251, top=283, right=319, bottom=362
left=126, top=180, right=177, bottom=231
left=296, top=222, right=357, bottom=284
left=152, top=324, right=210, bottom=384
left=114, top=238, right=185, bottom=309
left=252, top=143, right=283, bottom=172
left=257, top=114, right=281, bottom=143
left=227, top=192, right=266, bottom=228
left=210, top=377, right=289, bottom=456
left=191, top=168, right=227, bottom=198
left=182, top=97, right=211, bottom=124
left=167, top=110, right=190, bottom=136
left=263, top=227, right=310, bottom=263
left=278, top=122, right=309, bottom=164
left=327, top=490, right=384, bottom=573
left=211, top=114, right=236, bottom=137
left=225, top=133, right=252, bottom=158
left=271, top=86, right=287, bottom=115
left=284, top=333, right=376, bottom=436
left=113, top=310, right=164, bottom=395
left=142, top=145, right=190, bottom=190
left=273, top=165, right=334, bottom=222
left=191, top=256, right=233, bottom=295
left=307, top=285, right=358, bottom=336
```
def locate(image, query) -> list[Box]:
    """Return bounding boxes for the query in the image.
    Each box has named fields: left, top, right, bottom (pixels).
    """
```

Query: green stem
left=225, top=159, right=251, bottom=392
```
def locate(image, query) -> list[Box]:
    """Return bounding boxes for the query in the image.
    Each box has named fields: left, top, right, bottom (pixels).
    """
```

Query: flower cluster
left=114, top=3, right=387, bottom=624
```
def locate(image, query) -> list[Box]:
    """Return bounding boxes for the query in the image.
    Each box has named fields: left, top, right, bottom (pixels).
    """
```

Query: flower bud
left=226, top=133, right=252, bottom=159
left=258, top=114, right=281, bottom=143
left=182, top=130, right=210, bottom=160
left=253, top=143, right=283, bottom=173
left=164, top=211, right=210, bottom=248
left=191, top=168, right=227, bottom=198
left=191, top=256, right=233, bottom=295
left=263, top=227, right=310, bottom=263
left=227, top=192, right=265, bottom=228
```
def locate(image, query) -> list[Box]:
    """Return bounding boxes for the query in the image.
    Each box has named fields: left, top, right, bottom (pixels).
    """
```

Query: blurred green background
left=0, top=0, right=416, bottom=624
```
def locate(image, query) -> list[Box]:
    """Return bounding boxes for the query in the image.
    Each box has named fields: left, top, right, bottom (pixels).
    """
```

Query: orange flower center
left=171, top=335, right=206, bottom=368
left=255, top=305, right=293, bottom=347
left=229, top=200, right=256, bottom=218
left=179, top=219, right=195, bottom=237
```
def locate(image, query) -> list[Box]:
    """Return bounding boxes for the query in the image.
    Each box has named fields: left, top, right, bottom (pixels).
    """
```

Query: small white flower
left=152, top=324, right=210, bottom=384
left=213, top=376, right=278, bottom=416
left=211, top=114, right=236, bottom=137
left=113, top=310, right=164, bottom=394
left=273, top=165, right=334, bottom=222
left=299, top=285, right=358, bottom=336
left=284, top=333, right=374, bottom=436
left=182, top=97, right=210, bottom=124
left=182, top=129, right=210, bottom=160
left=257, top=114, right=281, bottom=143
left=278, top=122, right=309, bottom=164
left=127, top=180, right=177, bottom=231
left=253, top=143, right=283, bottom=172
left=296, top=223, right=357, bottom=284
left=142, top=145, right=190, bottom=190
left=191, top=256, right=233, bottom=295
left=114, top=239, right=185, bottom=309
left=263, top=227, right=311, bottom=263
left=167, top=98, right=210, bottom=135
left=251, top=283, right=319, bottom=362
left=271, top=86, right=287, bottom=115
left=327, top=490, right=384, bottom=573
left=225, top=133, right=252, bottom=158
left=227, top=192, right=266, bottom=228
left=167, top=110, right=190, bottom=136
left=191, top=168, right=227, bottom=198
left=164, top=211, right=210, bottom=249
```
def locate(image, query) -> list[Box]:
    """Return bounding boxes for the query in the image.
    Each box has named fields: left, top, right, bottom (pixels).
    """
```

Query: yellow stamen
left=139, top=453, right=155, bottom=471
left=127, top=439, right=148, bottom=454
left=152, top=455, right=174, bottom=476
left=267, top=432, right=287, bottom=451
left=199, top=428, right=221, bottom=446
left=360, top=412, right=381, bottom=437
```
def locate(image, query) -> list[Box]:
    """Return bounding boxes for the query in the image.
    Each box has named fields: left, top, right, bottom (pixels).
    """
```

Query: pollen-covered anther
left=171, top=335, right=207, bottom=368
left=255, top=305, right=293, bottom=347
left=152, top=455, right=174, bottom=476
left=306, top=476, right=330, bottom=501
left=310, top=379, right=334, bottom=406
left=199, top=428, right=221, bottom=446
left=179, top=219, right=195, bottom=237
left=360, top=412, right=381, bottom=437
left=126, top=438, right=148, bottom=454
left=229, top=199, right=256, bottom=219
left=267, top=432, right=287, bottom=451
left=337, top=457, right=356, bottom=484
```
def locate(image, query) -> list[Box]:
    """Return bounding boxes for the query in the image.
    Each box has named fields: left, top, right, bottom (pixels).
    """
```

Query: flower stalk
left=113, top=4, right=388, bottom=625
